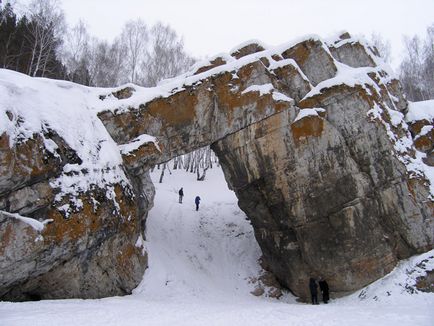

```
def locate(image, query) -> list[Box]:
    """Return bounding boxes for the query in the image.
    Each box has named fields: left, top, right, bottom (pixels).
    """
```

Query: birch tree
left=140, top=22, right=195, bottom=86
left=120, top=18, right=148, bottom=84
left=26, top=0, right=65, bottom=77
left=400, top=24, right=434, bottom=101
left=61, top=20, right=90, bottom=84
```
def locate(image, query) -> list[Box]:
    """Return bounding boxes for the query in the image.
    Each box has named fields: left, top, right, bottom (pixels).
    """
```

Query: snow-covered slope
left=134, top=167, right=266, bottom=300
left=1, top=167, right=433, bottom=326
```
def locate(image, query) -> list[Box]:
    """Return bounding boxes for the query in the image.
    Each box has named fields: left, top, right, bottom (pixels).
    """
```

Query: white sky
left=54, top=0, right=434, bottom=68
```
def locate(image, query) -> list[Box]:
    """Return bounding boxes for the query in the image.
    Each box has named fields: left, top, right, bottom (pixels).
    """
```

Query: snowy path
left=1, top=168, right=433, bottom=326
left=135, top=167, right=265, bottom=300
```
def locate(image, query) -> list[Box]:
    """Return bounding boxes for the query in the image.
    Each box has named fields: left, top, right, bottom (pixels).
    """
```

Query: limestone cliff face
left=212, top=35, right=433, bottom=299
left=0, top=33, right=432, bottom=301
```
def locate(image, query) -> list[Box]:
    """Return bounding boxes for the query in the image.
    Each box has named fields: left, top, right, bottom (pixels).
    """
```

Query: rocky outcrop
left=0, top=129, right=148, bottom=300
left=0, top=71, right=149, bottom=301
left=1, top=32, right=433, bottom=301
left=406, top=100, right=434, bottom=166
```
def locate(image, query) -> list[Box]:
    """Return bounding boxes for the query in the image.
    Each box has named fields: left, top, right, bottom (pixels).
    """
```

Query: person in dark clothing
left=309, top=277, right=318, bottom=305
left=319, top=277, right=329, bottom=304
left=195, top=196, right=201, bottom=211
left=178, top=187, right=184, bottom=203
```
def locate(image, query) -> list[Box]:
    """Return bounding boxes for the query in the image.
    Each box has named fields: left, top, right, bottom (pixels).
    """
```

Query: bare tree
left=421, top=25, right=434, bottom=99
left=86, top=37, right=126, bottom=87
left=399, top=24, right=434, bottom=101
left=61, top=20, right=91, bottom=84
left=26, top=0, right=65, bottom=77
left=140, top=22, right=195, bottom=87
left=120, top=18, right=148, bottom=84
left=370, top=32, right=392, bottom=63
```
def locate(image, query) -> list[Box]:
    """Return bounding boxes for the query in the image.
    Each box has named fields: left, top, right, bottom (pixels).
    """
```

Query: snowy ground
left=1, top=167, right=433, bottom=326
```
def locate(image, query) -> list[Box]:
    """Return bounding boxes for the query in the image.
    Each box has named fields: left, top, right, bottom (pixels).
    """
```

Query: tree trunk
left=159, top=163, right=166, bottom=183
left=28, top=45, right=37, bottom=75
left=33, top=44, right=44, bottom=77
left=41, top=43, right=52, bottom=77
left=197, top=167, right=209, bottom=181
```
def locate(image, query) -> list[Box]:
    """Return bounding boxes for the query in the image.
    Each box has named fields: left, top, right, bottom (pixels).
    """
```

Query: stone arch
left=0, top=33, right=432, bottom=301
left=97, top=34, right=433, bottom=300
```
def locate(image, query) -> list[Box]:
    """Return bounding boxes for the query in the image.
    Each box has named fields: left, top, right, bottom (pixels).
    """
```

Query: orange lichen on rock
left=42, top=185, right=137, bottom=245
left=116, top=243, right=141, bottom=277
left=112, top=87, right=135, bottom=100
left=408, top=119, right=431, bottom=136
left=290, top=115, right=324, bottom=146
left=147, top=88, right=199, bottom=127
left=237, top=61, right=265, bottom=83
left=299, top=83, right=379, bottom=111
left=121, top=141, right=162, bottom=170
left=44, top=205, right=90, bottom=243
left=0, top=132, right=10, bottom=149
left=1, top=133, right=62, bottom=191
left=272, top=63, right=300, bottom=80
left=231, top=42, right=265, bottom=59
left=281, top=40, right=315, bottom=65
left=414, top=134, right=433, bottom=153
left=0, top=224, right=13, bottom=256
left=194, top=57, right=227, bottom=75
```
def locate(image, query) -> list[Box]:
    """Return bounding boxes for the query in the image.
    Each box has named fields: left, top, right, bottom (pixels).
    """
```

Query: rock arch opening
left=0, top=32, right=432, bottom=301
left=97, top=33, right=432, bottom=300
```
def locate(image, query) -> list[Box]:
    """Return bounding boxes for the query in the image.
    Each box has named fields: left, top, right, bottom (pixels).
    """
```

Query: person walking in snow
left=178, top=187, right=184, bottom=203
left=319, top=277, right=329, bottom=304
left=195, top=196, right=201, bottom=211
left=309, top=277, right=318, bottom=305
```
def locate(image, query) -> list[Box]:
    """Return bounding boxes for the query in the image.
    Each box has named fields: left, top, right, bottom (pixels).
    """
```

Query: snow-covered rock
left=0, top=31, right=433, bottom=302
left=0, top=70, right=148, bottom=300
left=406, top=100, right=434, bottom=166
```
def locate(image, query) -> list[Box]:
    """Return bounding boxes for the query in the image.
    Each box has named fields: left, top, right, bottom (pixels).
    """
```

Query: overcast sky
left=58, top=0, right=434, bottom=68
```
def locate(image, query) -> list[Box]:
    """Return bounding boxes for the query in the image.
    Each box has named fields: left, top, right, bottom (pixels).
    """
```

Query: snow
left=119, top=134, right=161, bottom=156
left=417, top=125, right=433, bottom=138
left=229, top=39, right=269, bottom=55
left=302, top=61, right=386, bottom=101
left=367, top=103, right=434, bottom=197
left=325, top=31, right=395, bottom=77
left=135, top=168, right=272, bottom=300
left=241, top=83, right=293, bottom=103
left=1, top=167, right=433, bottom=326
left=0, top=33, right=433, bottom=325
left=268, top=58, right=311, bottom=83
left=406, top=100, right=434, bottom=123
left=346, top=249, right=434, bottom=303
left=242, top=83, right=274, bottom=96
left=0, top=210, right=53, bottom=232
left=272, top=91, right=293, bottom=103
left=135, top=234, right=147, bottom=256
left=0, top=69, right=132, bottom=213
left=293, top=108, right=325, bottom=122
